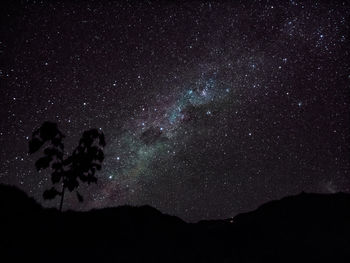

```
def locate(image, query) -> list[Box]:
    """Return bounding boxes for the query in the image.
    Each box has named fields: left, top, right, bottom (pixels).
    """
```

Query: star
left=1, top=0, right=349, bottom=222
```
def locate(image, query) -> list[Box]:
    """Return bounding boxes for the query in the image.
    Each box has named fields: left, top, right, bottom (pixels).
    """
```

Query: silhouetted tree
left=29, top=121, right=106, bottom=211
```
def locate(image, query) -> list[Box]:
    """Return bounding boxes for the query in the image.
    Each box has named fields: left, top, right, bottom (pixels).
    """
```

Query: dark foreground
left=1, top=184, right=349, bottom=263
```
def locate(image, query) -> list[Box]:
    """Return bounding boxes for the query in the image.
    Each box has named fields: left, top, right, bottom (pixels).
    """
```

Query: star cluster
left=1, top=1, right=349, bottom=221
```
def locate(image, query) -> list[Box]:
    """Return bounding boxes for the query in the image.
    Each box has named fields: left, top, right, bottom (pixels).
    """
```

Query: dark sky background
left=1, top=0, right=349, bottom=222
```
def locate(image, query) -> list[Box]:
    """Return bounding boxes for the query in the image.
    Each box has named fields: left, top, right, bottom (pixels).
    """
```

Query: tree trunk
left=59, top=184, right=65, bottom=212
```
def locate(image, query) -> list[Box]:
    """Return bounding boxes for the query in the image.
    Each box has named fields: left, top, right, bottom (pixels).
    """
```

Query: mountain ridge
left=1, top=184, right=349, bottom=262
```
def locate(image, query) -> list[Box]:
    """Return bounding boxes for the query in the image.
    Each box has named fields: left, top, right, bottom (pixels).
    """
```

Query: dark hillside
left=1, top=184, right=349, bottom=262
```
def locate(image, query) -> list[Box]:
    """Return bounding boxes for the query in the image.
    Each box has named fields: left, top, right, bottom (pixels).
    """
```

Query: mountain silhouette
left=1, top=184, right=349, bottom=262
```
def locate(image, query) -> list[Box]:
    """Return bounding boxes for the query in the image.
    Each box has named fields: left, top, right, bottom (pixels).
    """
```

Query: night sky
left=1, top=1, right=350, bottom=221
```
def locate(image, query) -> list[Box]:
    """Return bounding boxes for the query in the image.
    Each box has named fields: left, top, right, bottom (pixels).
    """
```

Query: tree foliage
left=28, top=121, right=106, bottom=210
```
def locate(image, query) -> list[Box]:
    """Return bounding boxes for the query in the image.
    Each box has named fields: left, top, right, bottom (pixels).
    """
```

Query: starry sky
left=1, top=0, right=350, bottom=221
